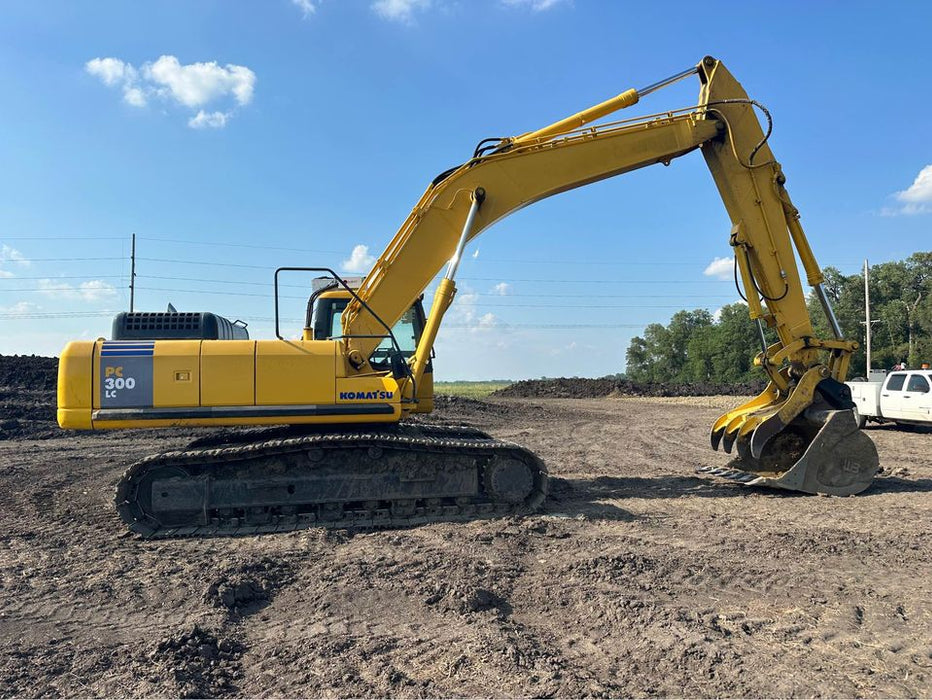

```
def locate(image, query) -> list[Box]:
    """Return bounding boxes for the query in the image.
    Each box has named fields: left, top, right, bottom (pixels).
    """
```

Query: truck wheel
left=852, top=405, right=867, bottom=429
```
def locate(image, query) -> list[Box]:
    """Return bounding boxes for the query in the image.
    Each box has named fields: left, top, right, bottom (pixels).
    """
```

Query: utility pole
left=129, top=233, right=136, bottom=312
left=859, top=259, right=881, bottom=377
left=864, top=259, right=872, bottom=372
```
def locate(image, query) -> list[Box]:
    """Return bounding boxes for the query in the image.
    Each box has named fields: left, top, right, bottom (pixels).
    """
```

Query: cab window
left=907, top=374, right=930, bottom=393
left=328, top=300, right=347, bottom=339
left=370, top=307, right=418, bottom=365
left=326, top=301, right=419, bottom=365
left=886, top=373, right=907, bottom=391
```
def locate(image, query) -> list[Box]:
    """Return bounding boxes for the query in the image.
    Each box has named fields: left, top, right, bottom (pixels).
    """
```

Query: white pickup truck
left=847, top=369, right=932, bottom=429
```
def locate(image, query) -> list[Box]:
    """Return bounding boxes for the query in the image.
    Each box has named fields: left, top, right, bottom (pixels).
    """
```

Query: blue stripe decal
left=102, top=343, right=155, bottom=348
left=100, top=348, right=155, bottom=355
left=101, top=351, right=154, bottom=357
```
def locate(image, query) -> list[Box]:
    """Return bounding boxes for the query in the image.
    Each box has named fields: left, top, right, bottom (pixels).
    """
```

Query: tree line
left=624, top=252, right=932, bottom=384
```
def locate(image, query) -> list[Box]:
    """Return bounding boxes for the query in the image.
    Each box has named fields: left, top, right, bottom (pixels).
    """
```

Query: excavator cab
left=304, top=276, right=434, bottom=412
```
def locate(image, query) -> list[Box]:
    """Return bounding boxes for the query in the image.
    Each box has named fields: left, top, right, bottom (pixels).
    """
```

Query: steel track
left=115, top=423, right=548, bottom=538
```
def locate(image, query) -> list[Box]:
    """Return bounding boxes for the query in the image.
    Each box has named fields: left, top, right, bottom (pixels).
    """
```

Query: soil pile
left=493, top=377, right=765, bottom=399
left=0, top=354, right=58, bottom=390
left=0, top=355, right=59, bottom=440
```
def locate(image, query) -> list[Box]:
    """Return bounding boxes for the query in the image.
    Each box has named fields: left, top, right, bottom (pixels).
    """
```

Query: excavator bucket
left=700, top=409, right=878, bottom=496
left=702, top=377, right=880, bottom=496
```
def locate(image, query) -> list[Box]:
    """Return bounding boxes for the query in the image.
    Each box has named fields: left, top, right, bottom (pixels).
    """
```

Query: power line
left=134, top=275, right=737, bottom=297
left=139, top=236, right=345, bottom=255
left=0, top=311, right=118, bottom=320
left=52, top=283, right=730, bottom=309
left=0, top=309, right=650, bottom=329
left=0, top=275, right=125, bottom=281
left=129, top=258, right=733, bottom=282
left=0, top=236, right=125, bottom=241
left=13, top=257, right=124, bottom=262
left=3, top=234, right=867, bottom=269
left=465, top=276, right=729, bottom=284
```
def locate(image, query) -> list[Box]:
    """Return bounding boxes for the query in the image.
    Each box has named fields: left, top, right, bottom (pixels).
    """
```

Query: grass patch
left=434, top=381, right=512, bottom=399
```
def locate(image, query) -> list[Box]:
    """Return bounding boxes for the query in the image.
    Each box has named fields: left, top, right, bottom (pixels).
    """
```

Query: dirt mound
left=204, top=558, right=295, bottom=617
left=0, top=355, right=60, bottom=441
left=147, top=626, right=245, bottom=698
left=493, top=376, right=764, bottom=399
left=0, top=354, right=58, bottom=390
left=431, top=393, right=512, bottom=416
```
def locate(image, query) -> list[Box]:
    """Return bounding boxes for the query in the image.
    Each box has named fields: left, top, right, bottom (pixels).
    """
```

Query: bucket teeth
left=710, top=427, right=725, bottom=451
left=721, top=426, right=738, bottom=454
left=750, top=412, right=785, bottom=459
left=721, top=412, right=752, bottom=454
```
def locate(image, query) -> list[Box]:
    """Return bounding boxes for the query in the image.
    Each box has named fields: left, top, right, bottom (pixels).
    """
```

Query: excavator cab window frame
left=313, top=295, right=429, bottom=371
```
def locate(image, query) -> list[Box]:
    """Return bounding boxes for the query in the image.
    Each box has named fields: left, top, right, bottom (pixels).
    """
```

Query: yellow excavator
left=58, top=56, right=878, bottom=537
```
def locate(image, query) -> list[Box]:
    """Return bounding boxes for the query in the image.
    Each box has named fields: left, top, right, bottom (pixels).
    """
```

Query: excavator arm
left=344, top=55, right=878, bottom=495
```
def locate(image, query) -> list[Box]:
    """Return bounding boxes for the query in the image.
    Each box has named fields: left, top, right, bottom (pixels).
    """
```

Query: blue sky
left=1, top=1, right=930, bottom=379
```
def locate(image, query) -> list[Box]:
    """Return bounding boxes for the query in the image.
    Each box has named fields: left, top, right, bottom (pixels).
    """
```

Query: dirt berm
left=493, top=376, right=765, bottom=399
left=0, top=355, right=60, bottom=441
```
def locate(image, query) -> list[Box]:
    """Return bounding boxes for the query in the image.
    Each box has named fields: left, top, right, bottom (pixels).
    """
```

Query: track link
left=115, top=423, right=548, bottom=538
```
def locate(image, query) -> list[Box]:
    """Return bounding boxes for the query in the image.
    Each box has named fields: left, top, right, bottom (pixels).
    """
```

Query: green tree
left=623, top=252, right=932, bottom=383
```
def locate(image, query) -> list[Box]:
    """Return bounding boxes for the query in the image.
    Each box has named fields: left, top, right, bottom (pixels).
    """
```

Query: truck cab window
left=886, top=373, right=907, bottom=391
left=907, top=374, right=930, bottom=393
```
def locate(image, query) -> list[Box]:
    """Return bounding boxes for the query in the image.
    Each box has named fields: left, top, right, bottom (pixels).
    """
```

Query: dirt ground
left=1, top=370, right=931, bottom=697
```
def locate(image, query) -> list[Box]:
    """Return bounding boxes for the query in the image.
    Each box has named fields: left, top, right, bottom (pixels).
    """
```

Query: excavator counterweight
left=58, top=56, right=880, bottom=537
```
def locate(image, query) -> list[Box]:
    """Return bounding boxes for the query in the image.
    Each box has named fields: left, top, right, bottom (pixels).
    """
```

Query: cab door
left=880, top=372, right=908, bottom=419
left=902, top=373, right=932, bottom=423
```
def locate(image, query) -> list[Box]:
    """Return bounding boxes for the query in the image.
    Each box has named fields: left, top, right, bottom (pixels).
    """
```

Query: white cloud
left=0, top=301, right=40, bottom=316
left=342, top=244, right=376, bottom=273
left=85, top=57, right=136, bottom=87
left=292, top=0, right=318, bottom=17
left=372, top=0, right=430, bottom=22
left=79, top=280, right=118, bottom=301
left=0, top=244, right=29, bottom=277
left=145, top=55, right=255, bottom=108
left=501, top=0, right=569, bottom=9
left=123, top=86, right=147, bottom=107
left=476, top=312, right=497, bottom=329
left=86, top=57, right=145, bottom=107
left=85, top=54, right=255, bottom=128
left=888, top=164, right=932, bottom=215
left=472, top=249, right=480, bottom=259
left=492, top=282, right=510, bottom=296
left=1, top=244, right=29, bottom=267
left=450, top=289, right=499, bottom=333
left=188, top=110, right=230, bottom=129
left=703, top=256, right=733, bottom=281
left=38, top=279, right=117, bottom=302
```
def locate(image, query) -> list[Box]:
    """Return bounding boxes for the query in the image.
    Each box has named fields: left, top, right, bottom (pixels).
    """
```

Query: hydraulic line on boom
left=57, top=55, right=879, bottom=538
